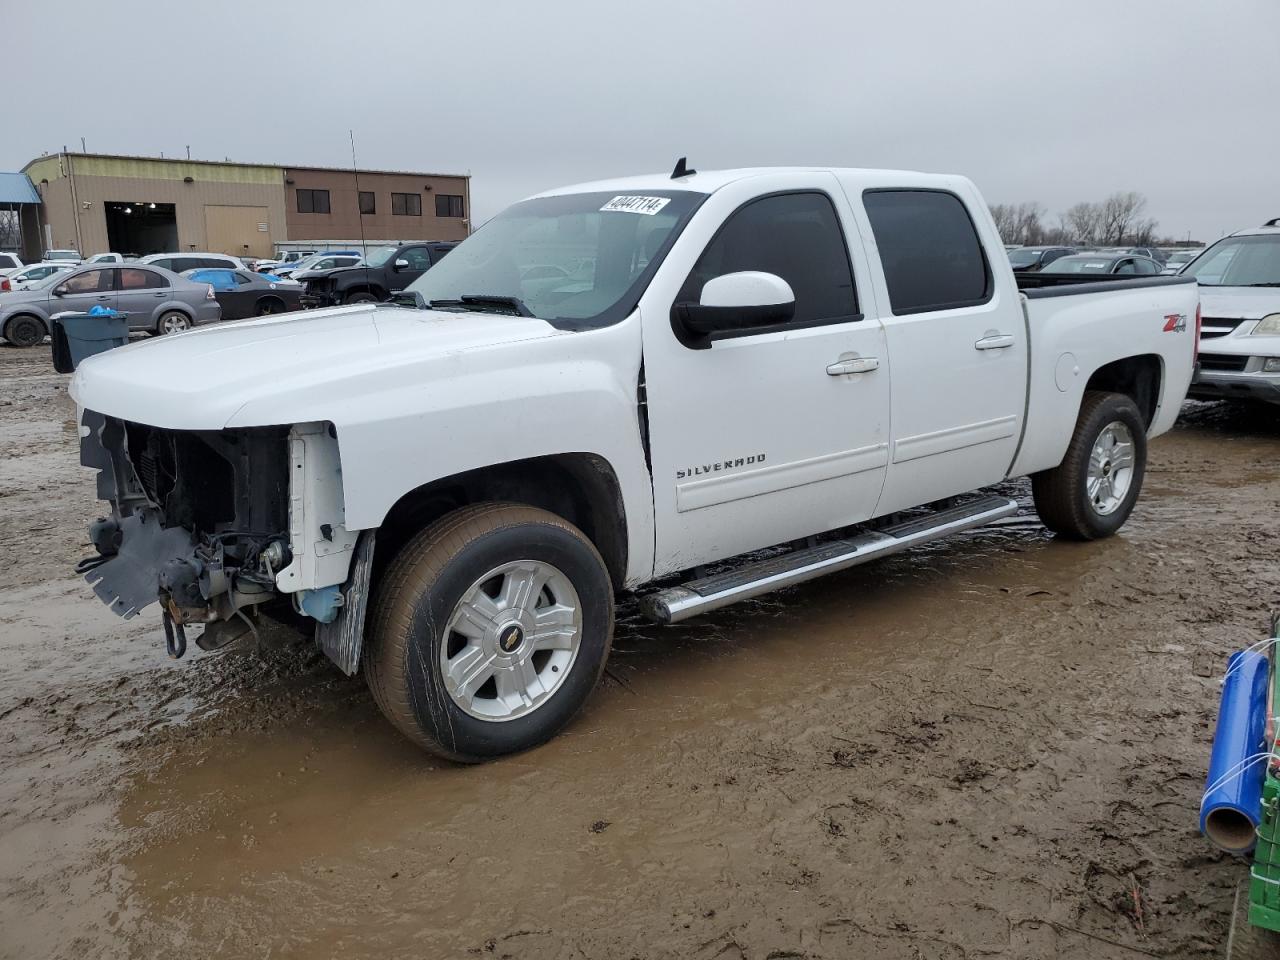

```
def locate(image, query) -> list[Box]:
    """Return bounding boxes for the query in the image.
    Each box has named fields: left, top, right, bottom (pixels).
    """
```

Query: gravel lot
left=1, top=345, right=1277, bottom=959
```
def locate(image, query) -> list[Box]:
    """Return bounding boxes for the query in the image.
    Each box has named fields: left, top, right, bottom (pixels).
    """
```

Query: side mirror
left=672, top=271, right=795, bottom=344
left=52, top=284, right=68, bottom=296
left=394, top=258, right=410, bottom=270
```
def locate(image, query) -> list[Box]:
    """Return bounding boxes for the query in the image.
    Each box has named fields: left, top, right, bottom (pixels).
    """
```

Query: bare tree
left=1063, top=202, right=1102, bottom=246
left=988, top=201, right=1046, bottom=246
left=1099, top=191, right=1148, bottom=246
left=993, top=192, right=1159, bottom=247
left=0, top=210, right=19, bottom=251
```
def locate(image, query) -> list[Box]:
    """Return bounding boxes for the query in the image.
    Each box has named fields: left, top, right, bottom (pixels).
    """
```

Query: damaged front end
left=79, top=411, right=369, bottom=668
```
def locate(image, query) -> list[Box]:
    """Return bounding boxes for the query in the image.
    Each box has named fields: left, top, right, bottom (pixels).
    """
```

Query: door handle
left=827, top=357, right=880, bottom=376
left=154, top=292, right=165, bottom=297
left=974, top=334, right=1015, bottom=350
left=96, top=295, right=110, bottom=301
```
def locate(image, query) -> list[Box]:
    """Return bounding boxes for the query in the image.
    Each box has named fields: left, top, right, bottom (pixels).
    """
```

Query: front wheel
left=1032, top=390, right=1147, bottom=540
left=344, top=291, right=377, bottom=305
left=3, top=314, right=44, bottom=348
left=364, top=503, right=614, bottom=762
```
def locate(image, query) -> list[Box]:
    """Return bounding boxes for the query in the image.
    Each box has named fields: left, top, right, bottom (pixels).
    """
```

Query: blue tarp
left=0, top=173, right=40, bottom=205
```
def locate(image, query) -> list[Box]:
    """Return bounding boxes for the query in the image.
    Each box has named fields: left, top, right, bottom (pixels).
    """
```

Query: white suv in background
left=139, top=252, right=247, bottom=273
left=0, top=252, right=23, bottom=275
left=1186, top=220, right=1280, bottom=406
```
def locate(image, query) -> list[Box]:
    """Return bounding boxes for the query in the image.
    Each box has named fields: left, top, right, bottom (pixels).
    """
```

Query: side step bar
left=639, top=495, right=1019, bottom=624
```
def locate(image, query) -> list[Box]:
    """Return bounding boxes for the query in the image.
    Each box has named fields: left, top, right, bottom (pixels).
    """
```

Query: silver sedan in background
left=0, top=262, right=221, bottom=348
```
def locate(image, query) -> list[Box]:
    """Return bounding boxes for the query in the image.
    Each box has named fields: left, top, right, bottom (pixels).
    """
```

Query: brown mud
left=1, top=346, right=1278, bottom=959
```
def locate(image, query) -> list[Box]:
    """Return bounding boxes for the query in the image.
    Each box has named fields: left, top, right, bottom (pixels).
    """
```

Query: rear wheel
left=344, top=291, right=377, bottom=305
left=3, top=314, right=44, bottom=348
left=256, top=297, right=285, bottom=316
left=1032, top=390, right=1147, bottom=540
left=155, top=311, right=191, bottom=335
left=365, top=503, right=614, bottom=762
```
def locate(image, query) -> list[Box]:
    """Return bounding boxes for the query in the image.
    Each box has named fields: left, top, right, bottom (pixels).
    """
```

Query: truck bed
left=1016, top=273, right=1197, bottom=295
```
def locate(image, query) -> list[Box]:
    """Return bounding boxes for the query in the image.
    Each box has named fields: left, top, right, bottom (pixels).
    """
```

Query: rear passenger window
left=119, top=268, right=168, bottom=289
left=677, top=192, right=858, bottom=326
left=863, top=190, right=991, bottom=314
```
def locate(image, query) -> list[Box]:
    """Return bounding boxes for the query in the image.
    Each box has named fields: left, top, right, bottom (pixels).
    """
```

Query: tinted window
left=436, top=194, right=465, bottom=218
left=392, top=193, right=422, bottom=216
left=401, top=247, right=431, bottom=270
left=359, top=191, right=376, bottom=215
left=1114, top=259, right=1137, bottom=275
left=173, top=257, right=202, bottom=273
left=63, top=269, right=113, bottom=293
left=149, top=257, right=174, bottom=271
left=863, top=190, right=991, bottom=314
left=119, top=268, right=168, bottom=289
left=234, top=271, right=255, bottom=286
left=1133, top=259, right=1159, bottom=275
left=199, top=257, right=232, bottom=269
left=676, top=192, right=858, bottom=326
left=297, top=189, right=331, bottom=214
left=0, top=255, right=17, bottom=268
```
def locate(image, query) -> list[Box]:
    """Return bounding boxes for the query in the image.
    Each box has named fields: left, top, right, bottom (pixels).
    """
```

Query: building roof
left=0, top=172, right=40, bottom=204
left=22, top=151, right=466, bottom=181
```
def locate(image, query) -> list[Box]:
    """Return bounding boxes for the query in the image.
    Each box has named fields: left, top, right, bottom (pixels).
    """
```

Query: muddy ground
left=1, top=345, right=1277, bottom=960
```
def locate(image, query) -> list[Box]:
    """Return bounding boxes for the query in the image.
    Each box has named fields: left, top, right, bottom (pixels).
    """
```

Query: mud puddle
left=1, top=347, right=1277, bottom=959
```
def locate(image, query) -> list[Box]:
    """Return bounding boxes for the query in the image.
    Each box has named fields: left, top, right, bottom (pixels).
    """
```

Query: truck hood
left=1198, top=286, right=1280, bottom=320
left=70, top=304, right=564, bottom=430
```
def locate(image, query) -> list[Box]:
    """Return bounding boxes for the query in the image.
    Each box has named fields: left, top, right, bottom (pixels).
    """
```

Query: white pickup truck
left=70, top=164, right=1199, bottom=761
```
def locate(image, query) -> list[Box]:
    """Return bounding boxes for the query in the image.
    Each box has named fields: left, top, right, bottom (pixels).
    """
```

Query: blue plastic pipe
left=1200, top=650, right=1271, bottom=854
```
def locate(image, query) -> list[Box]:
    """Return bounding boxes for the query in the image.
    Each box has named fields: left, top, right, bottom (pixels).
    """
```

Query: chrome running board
left=639, top=495, right=1019, bottom=624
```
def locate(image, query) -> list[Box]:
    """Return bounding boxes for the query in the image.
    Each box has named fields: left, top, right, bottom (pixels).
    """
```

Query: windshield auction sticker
left=600, top=196, right=672, bottom=216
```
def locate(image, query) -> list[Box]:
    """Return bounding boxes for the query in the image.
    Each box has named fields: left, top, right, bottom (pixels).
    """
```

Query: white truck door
left=640, top=175, right=891, bottom=576
left=853, top=185, right=1028, bottom=515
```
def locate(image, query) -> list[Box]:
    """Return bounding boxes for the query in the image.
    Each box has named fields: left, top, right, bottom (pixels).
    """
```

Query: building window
left=435, top=194, right=465, bottom=218
left=392, top=192, right=422, bottom=216
left=296, top=189, right=331, bottom=214
left=359, top=191, right=376, bottom=215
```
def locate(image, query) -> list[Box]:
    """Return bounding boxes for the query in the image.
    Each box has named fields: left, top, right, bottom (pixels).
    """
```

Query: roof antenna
left=670, top=156, right=696, bottom=180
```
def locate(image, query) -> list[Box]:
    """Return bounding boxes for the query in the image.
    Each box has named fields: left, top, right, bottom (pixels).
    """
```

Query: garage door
left=204, top=205, right=272, bottom=258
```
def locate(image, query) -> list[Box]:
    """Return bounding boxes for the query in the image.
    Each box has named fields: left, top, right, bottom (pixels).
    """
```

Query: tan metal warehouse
left=19, top=152, right=470, bottom=262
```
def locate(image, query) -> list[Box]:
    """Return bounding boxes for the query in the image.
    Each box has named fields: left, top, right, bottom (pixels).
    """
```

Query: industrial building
left=9, top=152, right=470, bottom=262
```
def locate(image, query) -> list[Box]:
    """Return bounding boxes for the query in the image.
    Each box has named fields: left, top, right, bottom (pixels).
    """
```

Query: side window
left=1134, top=258, right=1158, bottom=275
left=402, top=247, right=431, bottom=270
left=676, top=192, right=858, bottom=326
left=150, top=258, right=173, bottom=272
left=200, top=257, right=230, bottom=269
left=173, top=257, right=200, bottom=273
left=120, top=268, right=168, bottom=290
left=63, top=269, right=113, bottom=293
left=1114, top=259, right=1137, bottom=275
left=429, top=244, right=453, bottom=262
left=392, top=192, right=423, bottom=216
left=862, top=189, right=992, bottom=314
left=435, top=194, right=465, bottom=218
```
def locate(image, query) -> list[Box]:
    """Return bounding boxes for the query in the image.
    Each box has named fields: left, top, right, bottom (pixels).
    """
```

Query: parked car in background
left=184, top=268, right=303, bottom=319
left=43, top=249, right=82, bottom=265
left=1006, top=245, right=1075, bottom=272
left=270, top=250, right=362, bottom=279
left=300, top=241, right=456, bottom=306
left=1125, top=246, right=1168, bottom=264
left=255, top=250, right=315, bottom=273
left=0, top=262, right=219, bottom=347
left=1184, top=222, right=1280, bottom=405
left=1039, top=253, right=1163, bottom=276
left=1, top=262, right=74, bottom=292
left=289, top=253, right=363, bottom=284
left=0, top=252, right=24, bottom=275
left=85, top=253, right=124, bottom=264
left=1162, top=249, right=1203, bottom=274
left=139, top=252, right=247, bottom=272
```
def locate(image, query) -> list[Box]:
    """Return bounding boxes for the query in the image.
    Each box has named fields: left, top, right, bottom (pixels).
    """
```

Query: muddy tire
left=1032, top=390, right=1147, bottom=540
left=256, top=297, right=285, bottom=316
left=4, top=314, right=45, bottom=348
left=364, top=503, right=614, bottom=762
left=344, top=291, right=377, bottom=305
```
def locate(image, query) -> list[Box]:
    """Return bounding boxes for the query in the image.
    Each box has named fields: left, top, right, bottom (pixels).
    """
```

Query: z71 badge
left=1162, top=313, right=1188, bottom=333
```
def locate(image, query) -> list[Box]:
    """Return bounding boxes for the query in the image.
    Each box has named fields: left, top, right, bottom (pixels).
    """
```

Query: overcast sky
left=7, top=0, right=1277, bottom=241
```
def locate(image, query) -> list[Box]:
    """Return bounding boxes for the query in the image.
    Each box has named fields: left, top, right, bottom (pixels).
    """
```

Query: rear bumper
left=1189, top=364, right=1280, bottom=405
left=194, top=302, right=222, bottom=325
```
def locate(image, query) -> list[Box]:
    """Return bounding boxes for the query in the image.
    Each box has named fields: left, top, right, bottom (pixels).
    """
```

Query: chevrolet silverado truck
left=299, top=241, right=456, bottom=307
left=70, top=165, right=1199, bottom=762
left=1182, top=220, right=1280, bottom=405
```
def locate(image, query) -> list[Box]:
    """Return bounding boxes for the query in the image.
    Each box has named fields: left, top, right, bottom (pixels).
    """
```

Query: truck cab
left=70, top=165, right=1198, bottom=761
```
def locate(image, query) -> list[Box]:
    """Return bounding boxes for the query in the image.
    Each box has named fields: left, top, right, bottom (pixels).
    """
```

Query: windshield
left=45, top=250, right=79, bottom=262
left=364, top=246, right=399, bottom=268
left=28, top=269, right=68, bottom=289
left=1182, top=234, right=1280, bottom=286
left=406, top=190, right=705, bottom=326
left=1042, top=256, right=1112, bottom=274
left=1166, top=250, right=1197, bottom=264
left=1006, top=249, right=1042, bottom=266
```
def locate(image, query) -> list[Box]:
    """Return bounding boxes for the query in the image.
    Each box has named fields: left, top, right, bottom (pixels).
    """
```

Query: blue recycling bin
left=50, top=307, right=129, bottom=373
